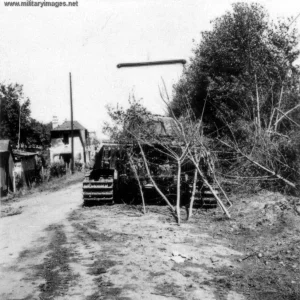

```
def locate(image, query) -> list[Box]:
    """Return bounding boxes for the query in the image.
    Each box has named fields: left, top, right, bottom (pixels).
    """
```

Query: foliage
left=0, top=83, right=31, bottom=146
left=26, top=119, right=52, bottom=149
left=217, top=125, right=300, bottom=194
left=171, top=3, right=300, bottom=194
left=49, top=162, right=66, bottom=177
left=75, top=161, right=83, bottom=171
left=40, top=150, right=50, bottom=168
left=87, top=134, right=100, bottom=147
left=104, top=96, right=152, bottom=142
left=104, top=96, right=232, bottom=221
left=15, top=172, right=24, bottom=190
left=0, top=82, right=51, bottom=148
left=172, top=3, right=300, bottom=136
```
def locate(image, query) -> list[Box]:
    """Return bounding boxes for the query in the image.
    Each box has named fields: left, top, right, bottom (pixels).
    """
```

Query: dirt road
left=0, top=183, right=245, bottom=300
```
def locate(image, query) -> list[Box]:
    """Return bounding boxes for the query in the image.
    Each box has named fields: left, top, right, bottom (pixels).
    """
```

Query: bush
left=85, top=159, right=95, bottom=170
left=50, top=162, right=66, bottom=177
left=75, top=161, right=83, bottom=171
left=15, top=172, right=24, bottom=189
left=217, top=124, right=300, bottom=195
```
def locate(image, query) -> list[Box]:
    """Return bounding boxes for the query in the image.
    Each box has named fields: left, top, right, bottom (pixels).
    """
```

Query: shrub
left=50, top=162, right=66, bottom=177
left=75, top=161, right=83, bottom=171
left=15, top=172, right=24, bottom=189
left=85, top=159, right=94, bottom=170
left=217, top=124, right=300, bottom=195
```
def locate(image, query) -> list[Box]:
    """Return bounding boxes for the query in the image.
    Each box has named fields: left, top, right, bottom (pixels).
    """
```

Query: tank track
left=83, top=172, right=114, bottom=204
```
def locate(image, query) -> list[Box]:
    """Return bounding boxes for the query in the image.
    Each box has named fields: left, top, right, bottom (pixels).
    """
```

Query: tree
left=104, top=98, right=183, bottom=221
left=171, top=3, right=300, bottom=193
left=0, top=82, right=51, bottom=149
left=0, top=83, right=31, bottom=146
left=104, top=96, right=231, bottom=223
left=27, top=119, right=52, bottom=149
left=172, top=3, right=300, bottom=136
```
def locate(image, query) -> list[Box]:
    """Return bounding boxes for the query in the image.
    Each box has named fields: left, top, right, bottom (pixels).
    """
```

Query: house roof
left=0, top=140, right=11, bottom=153
left=51, top=120, right=87, bottom=131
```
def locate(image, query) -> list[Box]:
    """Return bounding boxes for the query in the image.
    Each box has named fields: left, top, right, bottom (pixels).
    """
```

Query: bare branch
left=128, top=153, right=146, bottom=214
left=275, top=107, right=300, bottom=128
left=137, top=141, right=176, bottom=212
left=188, top=149, right=231, bottom=219
left=218, top=139, right=297, bottom=189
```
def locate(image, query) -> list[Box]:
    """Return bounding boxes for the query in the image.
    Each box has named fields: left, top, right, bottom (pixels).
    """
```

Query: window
left=63, top=133, right=69, bottom=144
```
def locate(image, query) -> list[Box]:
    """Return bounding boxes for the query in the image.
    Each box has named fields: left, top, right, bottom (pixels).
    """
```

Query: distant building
left=49, top=118, right=89, bottom=165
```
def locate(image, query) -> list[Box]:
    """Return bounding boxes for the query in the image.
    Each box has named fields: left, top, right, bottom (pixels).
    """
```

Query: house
left=0, top=140, right=15, bottom=196
left=49, top=118, right=89, bottom=165
left=13, top=150, right=39, bottom=188
left=13, top=150, right=40, bottom=187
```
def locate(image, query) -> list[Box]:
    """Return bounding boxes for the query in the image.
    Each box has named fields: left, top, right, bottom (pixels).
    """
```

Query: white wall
left=50, top=134, right=86, bottom=164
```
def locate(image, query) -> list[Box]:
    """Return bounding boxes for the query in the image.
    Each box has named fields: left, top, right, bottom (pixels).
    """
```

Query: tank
left=83, top=134, right=218, bottom=208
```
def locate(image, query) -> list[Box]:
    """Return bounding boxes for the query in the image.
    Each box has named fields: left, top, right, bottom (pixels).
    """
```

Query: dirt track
left=0, top=183, right=249, bottom=300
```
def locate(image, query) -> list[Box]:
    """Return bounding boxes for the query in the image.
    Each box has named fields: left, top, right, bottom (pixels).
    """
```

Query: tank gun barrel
left=117, top=59, right=186, bottom=69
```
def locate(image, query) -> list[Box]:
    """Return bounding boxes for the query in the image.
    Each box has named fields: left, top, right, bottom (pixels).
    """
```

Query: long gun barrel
left=117, top=59, right=186, bottom=68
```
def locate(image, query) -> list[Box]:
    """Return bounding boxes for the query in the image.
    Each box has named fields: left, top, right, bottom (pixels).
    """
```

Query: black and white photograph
left=1, top=0, right=300, bottom=299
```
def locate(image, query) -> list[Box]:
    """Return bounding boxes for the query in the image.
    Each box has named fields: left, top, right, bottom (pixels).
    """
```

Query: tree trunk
left=255, top=74, right=261, bottom=134
left=274, top=85, right=284, bottom=132
left=188, top=168, right=198, bottom=220
left=176, top=160, right=181, bottom=225
left=128, top=154, right=146, bottom=214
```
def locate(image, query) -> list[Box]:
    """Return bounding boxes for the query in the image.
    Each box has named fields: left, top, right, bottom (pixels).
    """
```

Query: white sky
left=1, top=0, right=300, bottom=138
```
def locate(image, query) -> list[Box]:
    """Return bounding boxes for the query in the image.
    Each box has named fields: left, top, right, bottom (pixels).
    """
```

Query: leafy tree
left=172, top=3, right=300, bottom=136
left=0, top=82, right=51, bottom=149
left=171, top=3, right=300, bottom=194
left=87, top=134, right=100, bottom=148
left=27, top=119, right=52, bottom=149
left=104, top=96, right=231, bottom=222
left=0, top=83, right=31, bottom=146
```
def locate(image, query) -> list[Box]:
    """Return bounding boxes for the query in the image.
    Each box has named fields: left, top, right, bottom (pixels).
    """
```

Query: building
left=0, top=140, right=15, bottom=196
left=49, top=118, right=89, bottom=165
left=13, top=150, right=39, bottom=188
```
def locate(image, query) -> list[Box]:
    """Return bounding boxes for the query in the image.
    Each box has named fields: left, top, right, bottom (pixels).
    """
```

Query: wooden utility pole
left=17, top=103, right=22, bottom=149
left=69, top=72, right=74, bottom=174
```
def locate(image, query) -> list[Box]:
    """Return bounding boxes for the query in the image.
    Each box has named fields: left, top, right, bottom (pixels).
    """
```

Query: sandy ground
left=0, top=182, right=246, bottom=300
left=0, top=182, right=83, bottom=266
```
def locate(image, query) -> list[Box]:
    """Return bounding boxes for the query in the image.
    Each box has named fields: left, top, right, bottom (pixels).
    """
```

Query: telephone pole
left=69, top=72, right=74, bottom=174
left=17, top=103, right=22, bottom=149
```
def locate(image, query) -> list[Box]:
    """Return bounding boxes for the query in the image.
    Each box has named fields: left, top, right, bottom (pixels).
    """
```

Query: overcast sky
left=1, top=0, right=300, bottom=137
